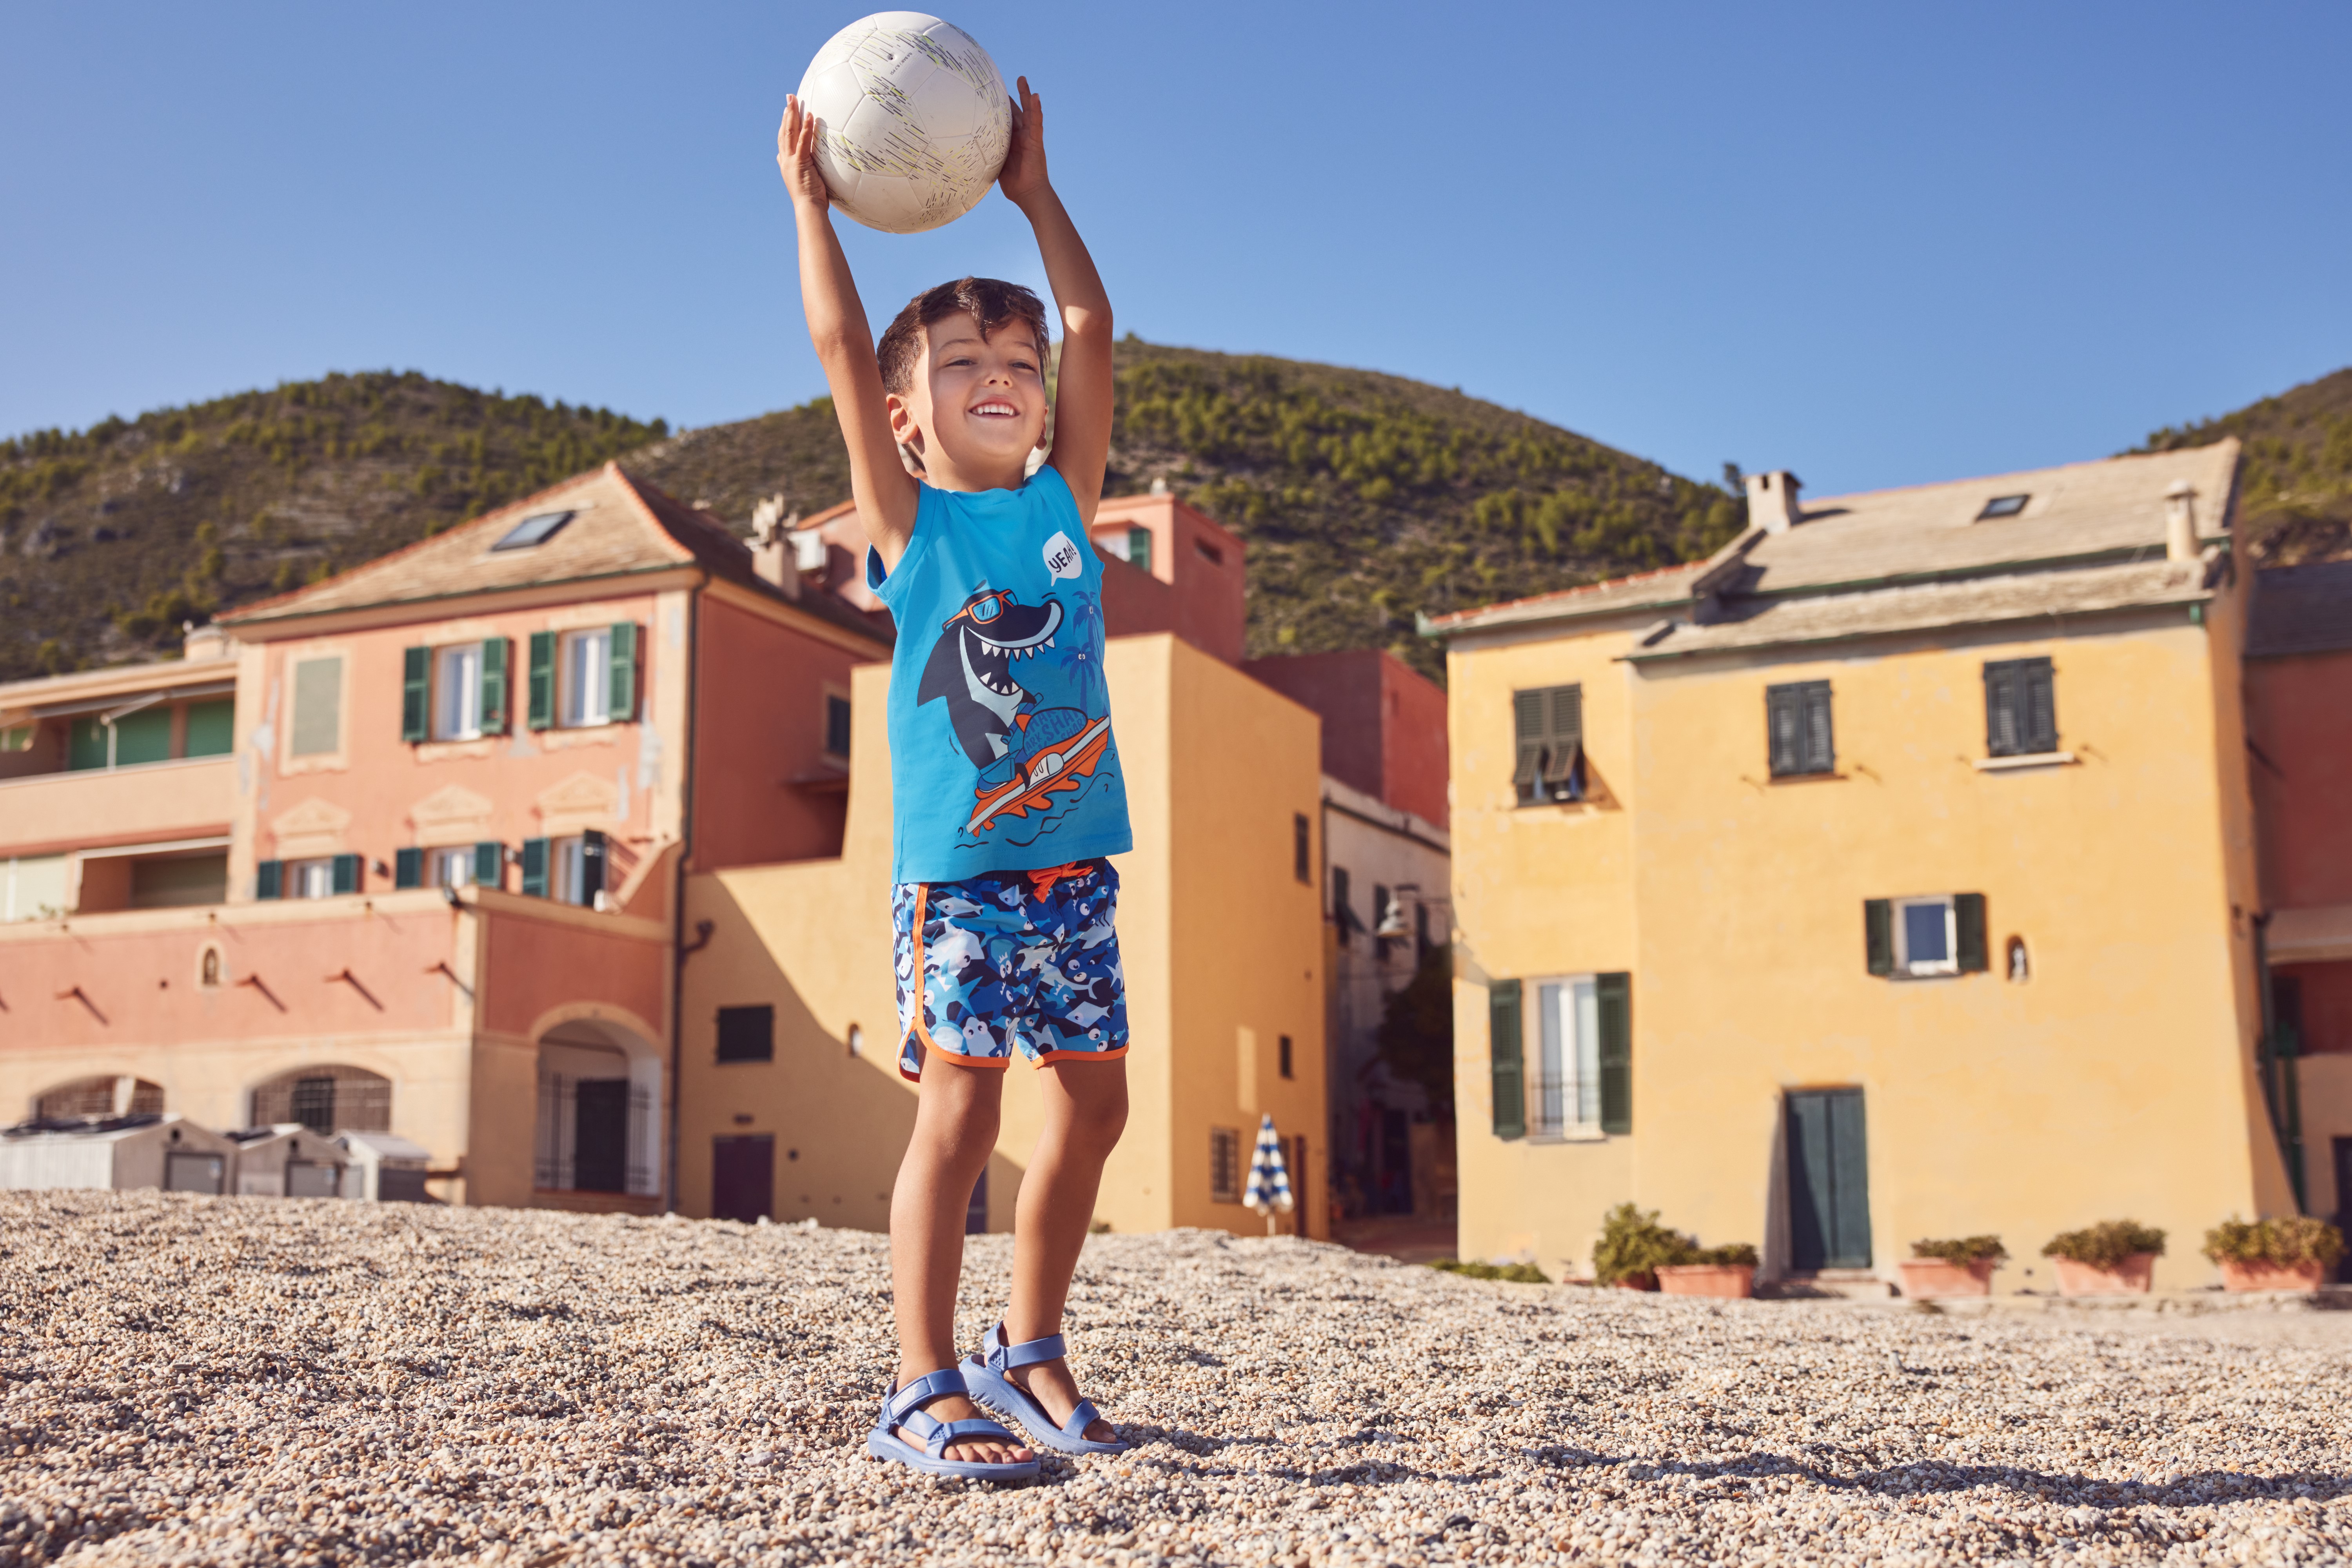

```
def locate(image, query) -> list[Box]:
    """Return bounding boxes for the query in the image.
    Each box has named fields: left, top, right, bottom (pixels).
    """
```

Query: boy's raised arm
left=998, top=79, right=1114, bottom=527
left=779, top=98, right=919, bottom=568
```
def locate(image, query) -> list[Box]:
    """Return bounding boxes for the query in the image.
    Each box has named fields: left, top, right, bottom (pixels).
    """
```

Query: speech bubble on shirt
left=1043, top=531, right=1083, bottom=582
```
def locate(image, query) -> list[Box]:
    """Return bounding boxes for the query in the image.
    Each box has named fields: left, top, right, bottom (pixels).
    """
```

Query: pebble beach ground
left=4, top=1193, right=2348, bottom=1566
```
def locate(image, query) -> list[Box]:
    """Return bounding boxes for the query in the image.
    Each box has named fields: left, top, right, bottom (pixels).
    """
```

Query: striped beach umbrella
left=1243, top=1114, right=1293, bottom=1229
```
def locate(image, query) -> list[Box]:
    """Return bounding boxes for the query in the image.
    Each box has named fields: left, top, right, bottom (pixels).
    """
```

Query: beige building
left=1429, top=443, right=2299, bottom=1290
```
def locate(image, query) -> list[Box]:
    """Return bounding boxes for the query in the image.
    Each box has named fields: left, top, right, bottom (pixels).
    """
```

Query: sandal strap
left=926, top=1417, right=1018, bottom=1458
left=1062, top=1399, right=1102, bottom=1438
left=881, top=1367, right=967, bottom=1426
left=983, top=1321, right=1068, bottom=1373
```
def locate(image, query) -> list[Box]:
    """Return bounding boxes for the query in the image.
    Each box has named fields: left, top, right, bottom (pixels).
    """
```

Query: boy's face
left=891, top=312, right=1049, bottom=481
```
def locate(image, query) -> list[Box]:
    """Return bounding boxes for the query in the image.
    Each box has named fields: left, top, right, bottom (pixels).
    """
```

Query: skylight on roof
left=490, top=510, right=575, bottom=551
left=1976, top=494, right=2029, bottom=520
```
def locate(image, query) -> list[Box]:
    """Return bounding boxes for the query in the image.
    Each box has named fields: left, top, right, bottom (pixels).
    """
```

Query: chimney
left=2164, top=479, right=2199, bottom=562
left=182, top=621, right=230, bottom=661
left=749, top=494, right=801, bottom=599
left=1745, top=470, right=1803, bottom=534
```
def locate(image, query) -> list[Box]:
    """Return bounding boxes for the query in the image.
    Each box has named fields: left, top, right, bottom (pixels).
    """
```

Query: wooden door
left=712, top=1135, right=775, bottom=1223
left=573, top=1079, right=630, bottom=1193
left=1787, top=1089, right=1872, bottom=1270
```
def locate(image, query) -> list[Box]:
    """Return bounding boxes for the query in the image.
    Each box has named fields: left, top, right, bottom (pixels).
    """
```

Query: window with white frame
left=429, top=846, right=475, bottom=889
left=1531, top=976, right=1603, bottom=1135
left=285, top=858, right=336, bottom=900
left=435, top=643, right=484, bottom=740
left=1895, top=895, right=1957, bottom=976
left=561, top=628, right=613, bottom=728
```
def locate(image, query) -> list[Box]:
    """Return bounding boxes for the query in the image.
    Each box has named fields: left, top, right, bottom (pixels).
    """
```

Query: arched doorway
left=249, top=1065, right=392, bottom=1134
left=535, top=1019, right=661, bottom=1199
left=34, top=1075, right=163, bottom=1121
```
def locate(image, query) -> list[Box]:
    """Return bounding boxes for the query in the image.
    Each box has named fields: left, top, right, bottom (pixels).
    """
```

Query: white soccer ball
left=796, top=12, right=1012, bottom=236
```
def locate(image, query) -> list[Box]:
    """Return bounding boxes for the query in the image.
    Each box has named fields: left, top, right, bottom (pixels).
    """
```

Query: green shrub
left=2203, top=1216, right=2345, bottom=1269
left=2041, top=1220, right=2167, bottom=1269
left=1692, top=1242, right=1760, bottom=1268
left=1593, top=1203, right=1696, bottom=1286
left=1911, top=1235, right=2008, bottom=1265
left=1428, top=1259, right=1549, bottom=1284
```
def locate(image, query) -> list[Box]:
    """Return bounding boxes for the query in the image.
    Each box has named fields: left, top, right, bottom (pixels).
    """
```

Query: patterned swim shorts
left=892, top=858, right=1128, bottom=1082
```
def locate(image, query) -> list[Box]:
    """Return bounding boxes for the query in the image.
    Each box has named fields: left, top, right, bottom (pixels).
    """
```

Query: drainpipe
left=665, top=581, right=705, bottom=1214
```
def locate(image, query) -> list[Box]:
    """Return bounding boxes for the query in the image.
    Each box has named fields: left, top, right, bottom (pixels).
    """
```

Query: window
left=1766, top=680, right=1835, bottom=777
left=561, top=628, right=612, bottom=727
left=286, top=858, right=336, bottom=900
left=1331, top=866, right=1360, bottom=946
left=1126, top=528, right=1152, bottom=572
left=1976, top=494, right=2029, bottom=520
left=717, top=1004, right=776, bottom=1063
left=825, top=693, right=853, bottom=758
left=430, top=846, right=476, bottom=888
left=491, top=510, right=575, bottom=551
left=532, top=831, right=607, bottom=906
left=252, top=1064, right=391, bottom=1133
left=1512, top=684, right=1584, bottom=804
left=1864, top=894, right=1988, bottom=978
left=184, top=698, right=234, bottom=757
left=1210, top=1127, right=1242, bottom=1203
left=1983, top=657, right=2056, bottom=757
left=1293, top=813, right=1311, bottom=884
left=1278, top=1034, right=1294, bottom=1080
left=1194, top=538, right=1224, bottom=566
left=1487, top=973, right=1631, bottom=1140
left=290, top=656, right=342, bottom=756
left=436, top=644, right=483, bottom=740
left=260, top=854, right=358, bottom=900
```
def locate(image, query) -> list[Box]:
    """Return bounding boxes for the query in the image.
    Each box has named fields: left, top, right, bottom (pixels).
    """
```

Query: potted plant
left=1900, top=1236, right=2006, bottom=1299
left=1657, top=1243, right=1760, bottom=1300
left=2203, top=1216, right=2344, bottom=1292
left=1593, top=1203, right=1687, bottom=1292
left=2041, top=1220, right=2166, bottom=1295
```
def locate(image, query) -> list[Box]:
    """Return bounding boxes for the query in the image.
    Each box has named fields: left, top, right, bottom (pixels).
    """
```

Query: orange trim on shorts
left=897, top=882, right=931, bottom=1082
left=1030, top=1044, right=1131, bottom=1068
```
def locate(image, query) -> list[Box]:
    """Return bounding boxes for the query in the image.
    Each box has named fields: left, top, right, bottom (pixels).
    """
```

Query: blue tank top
left=866, top=466, right=1133, bottom=884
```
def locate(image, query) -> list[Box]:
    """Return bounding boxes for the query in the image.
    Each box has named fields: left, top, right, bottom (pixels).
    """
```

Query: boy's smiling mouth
left=968, top=400, right=1019, bottom=418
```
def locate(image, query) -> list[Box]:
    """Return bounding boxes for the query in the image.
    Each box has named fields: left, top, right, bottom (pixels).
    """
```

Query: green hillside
left=0, top=341, right=1740, bottom=684
left=2134, top=365, right=2352, bottom=564
left=632, top=338, right=1744, bottom=680
left=0, top=372, right=664, bottom=682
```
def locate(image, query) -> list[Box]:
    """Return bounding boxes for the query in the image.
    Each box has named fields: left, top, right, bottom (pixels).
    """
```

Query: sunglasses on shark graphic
left=942, top=590, right=1019, bottom=630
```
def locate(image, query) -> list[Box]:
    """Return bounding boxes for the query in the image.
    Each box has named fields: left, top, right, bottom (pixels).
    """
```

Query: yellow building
left=674, top=497, right=1331, bottom=1239
left=1429, top=442, right=2297, bottom=1291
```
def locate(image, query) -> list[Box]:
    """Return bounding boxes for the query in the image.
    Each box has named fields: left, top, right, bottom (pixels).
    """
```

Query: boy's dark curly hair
left=876, top=277, right=1051, bottom=396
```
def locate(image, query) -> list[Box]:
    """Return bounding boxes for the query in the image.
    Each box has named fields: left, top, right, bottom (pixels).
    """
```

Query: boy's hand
left=996, top=77, right=1050, bottom=211
left=777, top=96, right=833, bottom=217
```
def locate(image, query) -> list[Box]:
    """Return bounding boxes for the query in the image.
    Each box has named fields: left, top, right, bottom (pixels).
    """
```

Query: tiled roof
left=1623, top=556, right=2221, bottom=662
left=220, top=465, right=886, bottom=645
left=1431, top=442, right=2243, bottom=648
left=2247, top=560, right=2352, bottom=658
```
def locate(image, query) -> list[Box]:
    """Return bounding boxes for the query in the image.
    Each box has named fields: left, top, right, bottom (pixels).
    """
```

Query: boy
left=779, top=80, right=1129, bottom=1481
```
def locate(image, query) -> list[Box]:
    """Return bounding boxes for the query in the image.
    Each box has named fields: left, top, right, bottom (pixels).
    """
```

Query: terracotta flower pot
left=1655, top=1263, right=1756, bottom=1299
left=1900, top=1257, right=1999, bottom=1299
left=2217, top=1258, right=2325, bottom=1292
left=1610, top=1272, right=1659, bottom=1292
left=2052, top=1253, right=2157, bottom=1296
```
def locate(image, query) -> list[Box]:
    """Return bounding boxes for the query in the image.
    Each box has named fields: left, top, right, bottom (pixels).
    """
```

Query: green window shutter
left=331, top=853, right=361, bottom=895
left=114, top=706, right=173, bottom=766
left=2021, top=658, right=2057, bottom=753
left=1865, top=899, right=1894, bottom=976
left=1596, top=971, right=1633, bottom=1134
left=1983, top=659, right=2022, bottom=756
left=1127, top=528, right=1152, bottom=573
left=1488, top=979, right=1525, bottom=1140
left=580, top=829, right=608, bottom=905
left=1954, top=893, right=1989, bottom=973
left=1511, top=690, right=1544, bottom=804
left=401, top=647, right=430, bottom=742
left=520, top=838, right=549, bottom=898
left=1766, top=684, right=1801, bottom=776
left=69, top=716, right=108, bottom=770
left=473, top=840, right=503, bottom=889
left=394, top=848, right=423, bottom=889
left=607, top=622, right=638, bottom=722
left=255, top=859, right=283, bottom=900
left=527, top=631, right=556, bottom=730
left=183, top=698, right=234, bottom=758
left=1804, top=682, right=1835, bottom=773
left=478, top=637, right=509, bottom=736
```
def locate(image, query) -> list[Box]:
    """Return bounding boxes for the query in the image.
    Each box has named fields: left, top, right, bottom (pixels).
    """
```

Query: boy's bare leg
left=1004, top=1055, right=1128, bottom=1443
left=889, top=1049, right=1031, bottom=1465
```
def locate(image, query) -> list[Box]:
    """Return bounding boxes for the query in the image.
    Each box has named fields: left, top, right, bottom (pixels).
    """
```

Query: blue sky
left=5, top=2, right=2348, bottom=496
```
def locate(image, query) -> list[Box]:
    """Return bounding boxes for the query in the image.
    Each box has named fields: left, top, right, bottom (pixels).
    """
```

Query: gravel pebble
left=2, top=1191, right=2348, bottom=1566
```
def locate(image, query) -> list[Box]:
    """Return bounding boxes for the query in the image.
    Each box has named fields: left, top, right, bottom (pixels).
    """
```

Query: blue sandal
left=962, top=1324, right=1129, bottom=1456
left=865, top=1368, right=1040, bottom=1481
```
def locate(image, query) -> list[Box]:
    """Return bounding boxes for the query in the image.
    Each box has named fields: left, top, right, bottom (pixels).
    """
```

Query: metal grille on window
left=250, top=1065, right=392, bottom=1133
left=1210, top=1127, right=1242, bottom=1202
left=1512, top=684, right=1584, bottom=804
